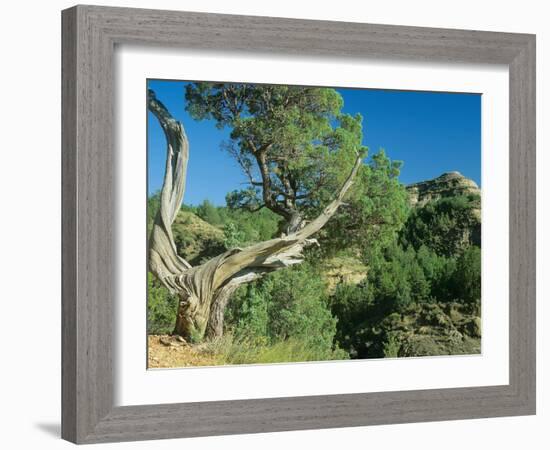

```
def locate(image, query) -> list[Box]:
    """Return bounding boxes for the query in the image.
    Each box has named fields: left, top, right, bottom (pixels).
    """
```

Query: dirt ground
left=147, top=335, right=220, bottom=368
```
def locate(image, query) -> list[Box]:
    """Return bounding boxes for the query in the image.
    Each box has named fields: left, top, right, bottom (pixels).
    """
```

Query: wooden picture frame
left=61, top=5, right=536, bottom=444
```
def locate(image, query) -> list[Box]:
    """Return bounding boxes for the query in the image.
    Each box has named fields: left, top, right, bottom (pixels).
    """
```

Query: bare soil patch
left=147, top=335, right=220, bottom=368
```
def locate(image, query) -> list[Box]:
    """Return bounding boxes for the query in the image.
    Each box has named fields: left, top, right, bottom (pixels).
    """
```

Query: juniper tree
left=148, top=84, right=406, bottom=341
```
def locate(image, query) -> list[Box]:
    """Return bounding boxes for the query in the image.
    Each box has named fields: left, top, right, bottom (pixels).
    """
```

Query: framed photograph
left=62, top=5, right=536, bottom=444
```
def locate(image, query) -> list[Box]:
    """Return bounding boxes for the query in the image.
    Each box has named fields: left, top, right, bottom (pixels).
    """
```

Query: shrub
left=223, top=221, right=246, bottom=249
left=451, top=246, right=481, bottom=303
left=196, top=199, right=223, bottom=226
left=147, top=273, right=178, bottom=334
left=329, top=282, right=373, bottom=358
left=383, top=333, right=401, bottom=358
left=400, top=195, right=481, bottom=257
left=329, top=240, right=481, bottom=358
left=223, top=207, right=280, bottom=244
left=226, top=263, right=342, bottom=360
left=229, top=285, right=270, bottom=344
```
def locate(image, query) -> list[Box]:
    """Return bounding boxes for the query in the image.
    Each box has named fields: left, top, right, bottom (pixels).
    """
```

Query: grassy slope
left=172, top=210, right=225, bottom=265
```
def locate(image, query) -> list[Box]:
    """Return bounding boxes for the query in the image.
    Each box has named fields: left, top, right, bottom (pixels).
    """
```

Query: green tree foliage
left=147, top=273, right=179, bottom=334
left=451, top=246, right=481, bottom=304
left=399, top=194, right=481, bottom=257
left=196, top=199, right=223, bottom=226
left=318, top=150, right=409, bottom=260
left=330, top=238, right=481, bottom=358
left=220, top=207, right=281, bottom=244
left=364, top=243, right=431, bottom=310
left=225, top=263, right=344, bottom=360
left=185, top=82, right=367, bottom=229
left=416, top=244, right=457, bottom=301
left=222, top=221, right=246, bottom=249
left=185, top=82, right=408, bottom=260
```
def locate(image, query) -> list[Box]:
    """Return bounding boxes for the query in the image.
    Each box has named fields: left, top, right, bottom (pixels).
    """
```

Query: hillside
left=403, top=172, right=481, bottom=253
left=148, top=171, right=482, bottom=366
left=322, top=172, right=482, bottom=293
left=407, top=171, right=480, bottom=208
left=171, top=210, right=225, bottom=265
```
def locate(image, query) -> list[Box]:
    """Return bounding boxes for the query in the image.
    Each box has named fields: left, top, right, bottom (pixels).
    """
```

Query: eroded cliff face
left=407, top=171, right=480, bottom=208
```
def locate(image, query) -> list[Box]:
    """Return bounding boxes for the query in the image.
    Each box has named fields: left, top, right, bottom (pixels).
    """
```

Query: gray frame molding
left=62, top=5, right=536, bottom=444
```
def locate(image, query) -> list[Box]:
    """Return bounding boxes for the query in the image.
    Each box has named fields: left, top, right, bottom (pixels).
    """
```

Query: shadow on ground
left=35, top=422, right=60, bottom=438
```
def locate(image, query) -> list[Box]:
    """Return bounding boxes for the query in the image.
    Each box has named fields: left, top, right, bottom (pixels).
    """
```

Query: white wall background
left=0, top=0, right=546, bottom=448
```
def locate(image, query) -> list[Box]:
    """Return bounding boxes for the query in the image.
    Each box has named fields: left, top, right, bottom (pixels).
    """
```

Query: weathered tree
left=148, top=87, right=363, bottom=341
left=185, top=83, right=368, bottom=234
left=185, top=83, right=409, bottom=264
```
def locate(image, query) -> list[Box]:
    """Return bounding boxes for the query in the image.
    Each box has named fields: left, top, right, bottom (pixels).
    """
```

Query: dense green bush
left=330, top=237, right=481, bottom=358
left=222, top=221, right=247, bottom=249
left=196, top=199, right=223, bottom=226
left=366, top=243, right=432, bottom=310
left=226, top=263, right=344, bottom=360
left=147, top=273, right=178, bottom=334
left=451, top=246, right=481, bottom=304
left=400, top=195, right=481, bottom=257
left=220, top=207, right=280, bottom=244
left=319, top=150, right=410, bottom=261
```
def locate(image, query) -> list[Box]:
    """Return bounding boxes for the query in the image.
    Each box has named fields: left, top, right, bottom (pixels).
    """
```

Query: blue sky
left=147, top=80, right=481, bottom=205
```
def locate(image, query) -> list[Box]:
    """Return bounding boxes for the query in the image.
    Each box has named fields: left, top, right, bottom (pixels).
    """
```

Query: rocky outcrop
left=322, top=256, right=368, bottom=294
left=378, top=302, right=481, bottom=358
left=349, top=302, right=481, bottom=359
left=407, top=171, right=480, bottom=208
left=402, top=171, right=481, bottom=255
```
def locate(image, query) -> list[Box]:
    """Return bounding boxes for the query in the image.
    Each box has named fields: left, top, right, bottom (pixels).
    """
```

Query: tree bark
left=148, top=90, right=363, bottom=341
left=204, top=270, right=264, bottom=339
left=286, top=211, right=304, bottom=234
left=147, top=90, right=191, bottom=287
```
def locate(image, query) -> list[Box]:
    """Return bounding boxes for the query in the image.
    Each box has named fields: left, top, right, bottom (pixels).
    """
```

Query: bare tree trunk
left=147, top=90, right=191, bottom=286
left=204, top=270, right=263, bottom=339
left=286, top=212, right=304, bottom=234
left=148, top=90, right=363, bottom=341
left=204, top=290, right=234, bottom=339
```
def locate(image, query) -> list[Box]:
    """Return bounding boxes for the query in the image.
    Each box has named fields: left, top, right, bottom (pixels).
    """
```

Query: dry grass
left=147, top=334, right=348, bottom=368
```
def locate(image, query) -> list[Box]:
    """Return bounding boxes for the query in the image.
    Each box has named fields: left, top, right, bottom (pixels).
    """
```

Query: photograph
left=1, top=1, right=541, bottom=446
left=146, top=80, right=482, bottom=368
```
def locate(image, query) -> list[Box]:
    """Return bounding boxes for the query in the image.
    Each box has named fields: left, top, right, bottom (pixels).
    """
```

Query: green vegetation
left=185, top=82, right=366, bottom=232
left=327, top=193, right=481, bottom=359
left=148, top=188, right=481, bottom=362
left=202, top=335, right=348, bottom=366
left=147, top=82, right=481, bottom=365
left=225, top=263, right=346, bottom=361
left=319, top=150, right=409, bottom=259
left=147, top=273, right=178, bottom=335
left=400, top=193, right=481, bottom=257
